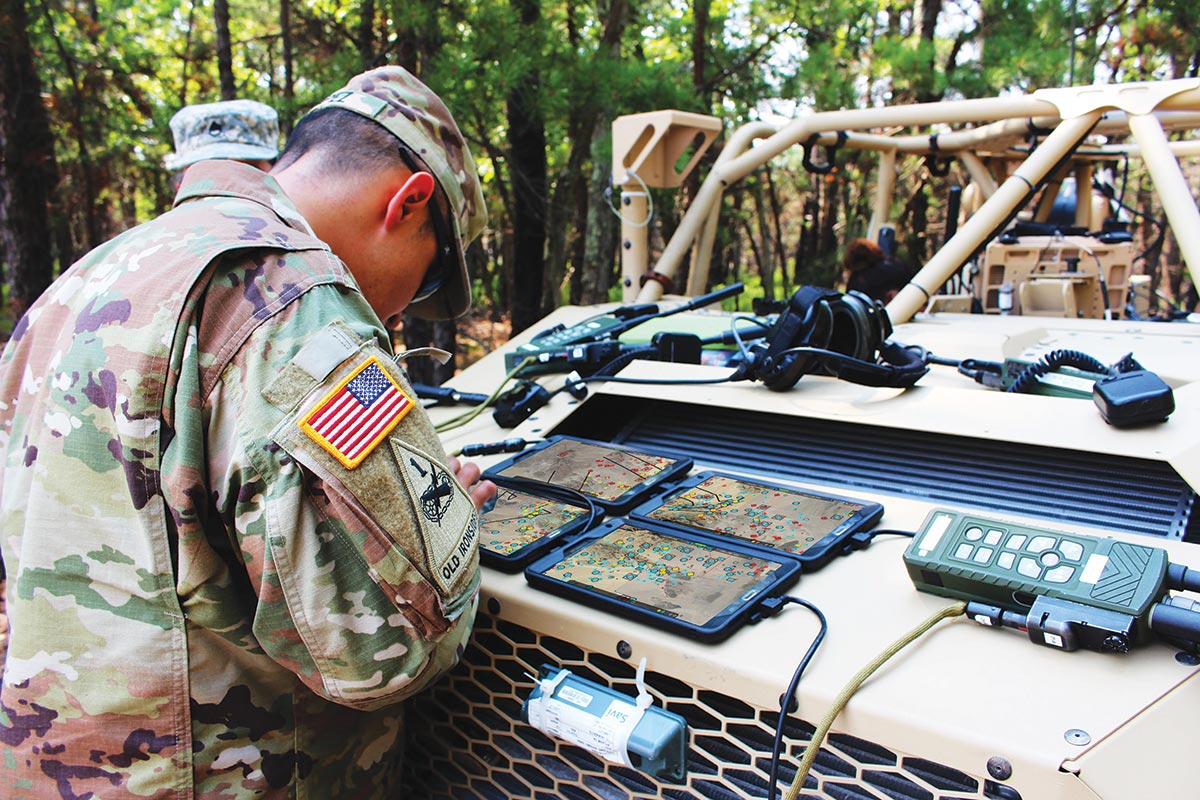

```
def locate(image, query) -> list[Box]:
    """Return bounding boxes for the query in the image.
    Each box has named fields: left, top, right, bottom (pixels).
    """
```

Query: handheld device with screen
left=629, top=470, right=883, bottom=570
left=483, top=435, right=693, bottom=514
left=478, top=479, right=597, bottom=571
left=523, top=517, right=802, bottom=642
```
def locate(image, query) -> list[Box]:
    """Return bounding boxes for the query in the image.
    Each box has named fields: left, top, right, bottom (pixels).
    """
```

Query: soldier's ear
left=384, top=171, right=435, bottom=231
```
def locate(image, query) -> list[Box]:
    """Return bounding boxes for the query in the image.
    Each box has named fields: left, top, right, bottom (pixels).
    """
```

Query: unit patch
left=300, top=357, right=414, bottom=468
left=393, top=441, right=479, bottom=596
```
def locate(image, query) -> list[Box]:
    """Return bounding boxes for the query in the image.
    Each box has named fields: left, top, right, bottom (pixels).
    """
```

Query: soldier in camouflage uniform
left=164, top=100, right=281, bottom=191
left=0, top=66, right=495, bottom=798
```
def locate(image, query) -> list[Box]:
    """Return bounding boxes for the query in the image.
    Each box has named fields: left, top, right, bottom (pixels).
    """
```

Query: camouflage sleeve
left=207, top=286, right=479, bottom=711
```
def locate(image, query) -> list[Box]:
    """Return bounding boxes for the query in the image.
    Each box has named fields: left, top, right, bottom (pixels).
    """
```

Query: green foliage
left=10, top=0, right=1199, bottom=328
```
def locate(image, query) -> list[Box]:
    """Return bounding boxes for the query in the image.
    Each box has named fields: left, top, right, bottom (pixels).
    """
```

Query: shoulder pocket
left=266, top=326, right=479, bottom=632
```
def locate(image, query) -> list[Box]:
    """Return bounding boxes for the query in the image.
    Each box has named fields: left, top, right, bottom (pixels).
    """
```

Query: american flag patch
left=300, top=358, right=414, bottom=469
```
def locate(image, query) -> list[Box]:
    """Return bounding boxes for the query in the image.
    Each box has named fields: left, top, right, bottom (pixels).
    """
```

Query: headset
left=739, top=286, right=929, bottom=391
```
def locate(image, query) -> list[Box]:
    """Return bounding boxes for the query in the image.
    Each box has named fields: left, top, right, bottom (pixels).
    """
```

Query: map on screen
left=480, top=486, right=589, bottom=556
left=498, top=440, right=678, bottom=502
left=643, top=473, right=868, bottom=555
left=540, top=523, right=780, bottom=626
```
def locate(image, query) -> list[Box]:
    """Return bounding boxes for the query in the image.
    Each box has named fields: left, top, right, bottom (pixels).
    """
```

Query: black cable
left=769, top=344, right=932, bottom=374
left=1004, top=349, right=1108, bottom=394
left=592, top=344, right=657, bottom=377
left=841, top=527, right=916, bottom=557
left=544, top=369, right=742, bottom=403
left=767, top=596, right=828, bottom=800
left=924, top=352, right=961, bottom=368
left=486, top=474, right=602, bottom=533
left=857, top=528, right=916, bottom=540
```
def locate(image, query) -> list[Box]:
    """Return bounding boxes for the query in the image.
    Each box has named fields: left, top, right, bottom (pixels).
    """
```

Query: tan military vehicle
left=409, top=79, right=1200, bottom=800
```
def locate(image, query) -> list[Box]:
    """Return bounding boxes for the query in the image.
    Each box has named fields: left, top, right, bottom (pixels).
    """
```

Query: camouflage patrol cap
left=311, top=66, right=487, bottom=320
left=164, top=100, right=280, bottom=171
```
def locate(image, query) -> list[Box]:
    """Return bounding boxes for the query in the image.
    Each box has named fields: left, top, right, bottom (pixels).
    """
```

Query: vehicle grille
left=552, top=396, right=1197, bottom=542
left=404, top=611, right=1016, bottom=800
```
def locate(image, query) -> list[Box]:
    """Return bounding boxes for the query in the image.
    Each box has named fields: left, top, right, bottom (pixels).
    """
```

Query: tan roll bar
left=613, top=79, right=1200, bottom=323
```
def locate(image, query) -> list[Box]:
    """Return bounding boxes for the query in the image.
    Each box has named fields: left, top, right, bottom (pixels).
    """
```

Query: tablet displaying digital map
left=644, top=473, right=866, bottom=554
left=542, top=523, right=780, bottom=625
left=480, top=487, right=588, bottom=556
left=500, top=440, right=678, bottom=502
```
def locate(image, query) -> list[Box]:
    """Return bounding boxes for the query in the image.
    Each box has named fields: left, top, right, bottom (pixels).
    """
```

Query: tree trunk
left=506, top=0, right=548, bottom=334
left=280, top=0, right=295, bottom=136
left=692, top=0, right=709, bottom=93
left=576, top=0, right=628, bottom=305
left=581, top=114, right=618, bottom=304
left=214, top=0, right=236, bottom=100
left=913, top=0, right=944, bottom=102
left=357, top=0, right=376, bottom=69
left=750, top=178, right=775, bottom=300
left=0, top=0, right=59, bottom=318
left=38, top=1, right=106, bottom=251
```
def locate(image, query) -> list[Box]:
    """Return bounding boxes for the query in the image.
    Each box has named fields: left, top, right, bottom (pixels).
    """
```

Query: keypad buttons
left=1027, top=536, right=1056, bottom=553
left=1045, top=565, right=1075, bottom=583
left=1018, top=557, right=1042, bottom=578
left=997, top=552, right=1016, bottom=570
left=1039, top=552, right=1061, bottom=568
left=973, top=547, right=993, bottom=563
left=955, top=543, right=974, bottom=560
left=965, top=526, right=984, bottom=541
left=1059, top=541, right=1084, bottom=562
left=1005, top=534, right=1027, bottom=550
left=984, top=529, right=1003, bottom=546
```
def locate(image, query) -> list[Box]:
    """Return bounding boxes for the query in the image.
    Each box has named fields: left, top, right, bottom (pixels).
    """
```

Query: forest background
left=1, top=0, right=1198, bottom=382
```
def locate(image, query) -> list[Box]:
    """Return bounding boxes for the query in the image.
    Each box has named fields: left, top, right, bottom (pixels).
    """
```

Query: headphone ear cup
left=750, top=286, right=836, bottom=390
left=819, top=291, right=884, bottom=377
left=798, top=296, right=833, bottom=352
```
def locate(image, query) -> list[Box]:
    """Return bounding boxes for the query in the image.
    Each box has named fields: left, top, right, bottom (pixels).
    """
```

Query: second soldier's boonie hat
left=309, top=66, right=487, bottom=320
left=164, top=100, right=280, bottom=171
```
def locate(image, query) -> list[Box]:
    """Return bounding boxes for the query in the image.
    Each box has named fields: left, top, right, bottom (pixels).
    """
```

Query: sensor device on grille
left=522, top=659, right=687, bottom=781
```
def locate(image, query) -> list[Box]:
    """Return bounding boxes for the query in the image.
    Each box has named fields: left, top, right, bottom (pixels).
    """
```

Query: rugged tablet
left=478, top=479, right=597, bottom=571
left=629, top=470, right=883, bottom=570
left=483, top=435, right=693, bottom=514
left=523, top=517, right=801, bottom=642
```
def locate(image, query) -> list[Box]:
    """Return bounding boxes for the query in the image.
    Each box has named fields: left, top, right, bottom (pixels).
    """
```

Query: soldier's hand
left=447, top=456, right=497, bottom=513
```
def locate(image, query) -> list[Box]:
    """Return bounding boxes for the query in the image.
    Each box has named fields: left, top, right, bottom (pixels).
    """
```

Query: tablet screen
left=495, top=439, right=681, bottom=502
left=641, top=473, right=874, bottom=555
left=480, top=486, right=589, bottom=557
left=538, top=522, right=785, bottom=627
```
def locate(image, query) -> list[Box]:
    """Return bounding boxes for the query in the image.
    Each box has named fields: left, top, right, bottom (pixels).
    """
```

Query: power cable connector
left=460, top=438, right=532, bottom=458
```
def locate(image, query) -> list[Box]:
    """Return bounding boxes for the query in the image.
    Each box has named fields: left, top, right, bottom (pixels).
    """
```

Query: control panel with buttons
left=903, top=508, right=1170, bottom=620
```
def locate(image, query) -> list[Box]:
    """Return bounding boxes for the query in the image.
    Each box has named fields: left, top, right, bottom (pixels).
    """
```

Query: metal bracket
left=1033, top=78, right=1200, bottom=119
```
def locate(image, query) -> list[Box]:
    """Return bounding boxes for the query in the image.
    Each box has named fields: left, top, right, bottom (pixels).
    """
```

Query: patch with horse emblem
left=392, top=441, right=478, bottom=596
left=299, top=356, right=415, bottom=469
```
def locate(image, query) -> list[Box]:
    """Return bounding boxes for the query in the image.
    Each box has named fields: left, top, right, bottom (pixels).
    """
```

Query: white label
left=558, top=686, right=593, bottom=708
left=527, top=694, right=641, bottom=767
left=1044, top=632, right=1065, bottom=648
left=1080, top=554, right=1108, bottom=585
left=917, top=513, right=953, bottom=556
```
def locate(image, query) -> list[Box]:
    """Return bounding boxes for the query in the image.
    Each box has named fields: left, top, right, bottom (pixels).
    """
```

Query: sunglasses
left=397, top=146, right=456, bottom=304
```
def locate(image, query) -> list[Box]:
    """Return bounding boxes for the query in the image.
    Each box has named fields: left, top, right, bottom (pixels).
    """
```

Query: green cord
left=433, top=356, right=536, bottom=435
left=782, top=601, right=967, bottom=800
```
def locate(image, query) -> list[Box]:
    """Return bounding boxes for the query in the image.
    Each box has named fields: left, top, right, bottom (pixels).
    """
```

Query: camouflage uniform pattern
left=0, top=160, right=480, bottom=799
left=164, top=100, right=280, bottom=171
left=312, top=67, right=487, bottom=321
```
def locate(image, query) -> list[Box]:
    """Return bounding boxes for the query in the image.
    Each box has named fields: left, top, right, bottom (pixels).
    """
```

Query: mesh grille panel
left=404, top=612, right=1017, bottom=800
